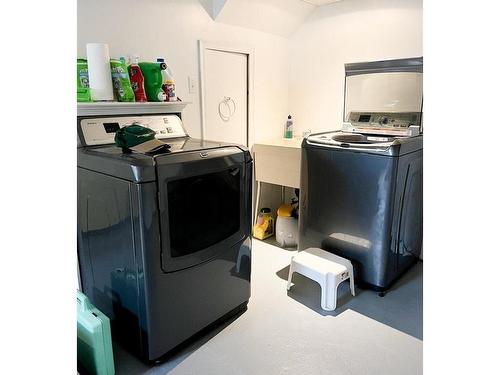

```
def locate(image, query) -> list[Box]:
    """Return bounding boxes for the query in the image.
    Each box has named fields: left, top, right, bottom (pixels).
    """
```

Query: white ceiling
left=199, top=0, right=345, bottom=37
left=300, top=0, right=342, bottom=5
left=216, top=0, right=315, bottom=37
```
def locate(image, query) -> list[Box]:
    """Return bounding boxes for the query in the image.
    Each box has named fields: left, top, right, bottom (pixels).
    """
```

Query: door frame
left=198, top=40, right=254, bottom=147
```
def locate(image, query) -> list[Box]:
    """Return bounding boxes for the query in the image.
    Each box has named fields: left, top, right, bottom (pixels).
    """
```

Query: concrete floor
left=113, top=240, right=423, bottom=375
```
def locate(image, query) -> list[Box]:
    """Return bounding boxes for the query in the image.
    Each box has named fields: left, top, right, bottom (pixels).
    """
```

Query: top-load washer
left=299, top=57, right=423, bottom=293
left=77, top=109, right=252, bottom=361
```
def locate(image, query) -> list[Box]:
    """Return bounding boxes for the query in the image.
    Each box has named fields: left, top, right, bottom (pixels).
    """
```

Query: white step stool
left=287, top=247, right=355, bottom=311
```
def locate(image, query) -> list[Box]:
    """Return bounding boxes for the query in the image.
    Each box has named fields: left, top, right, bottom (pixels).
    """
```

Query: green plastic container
left=139, top=62, right=167, bottom=102
left=77, top=59, right=91, bottom=102
left=110, top=58, right=135, bottom=102
left=114, top=124, right=156, bottom=149
left=77, top=290, right=115, bottom=375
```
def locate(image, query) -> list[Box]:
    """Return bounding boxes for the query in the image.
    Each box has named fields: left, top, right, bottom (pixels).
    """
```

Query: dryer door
left=155, top=147, right=250, bottom=273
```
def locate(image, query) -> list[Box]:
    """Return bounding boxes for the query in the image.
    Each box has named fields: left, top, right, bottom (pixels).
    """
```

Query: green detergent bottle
left=77, top=59, right=91, bottom=102
left=110, top=58, right=135, bottom=102
left=139, top=62, right=167, bottom=102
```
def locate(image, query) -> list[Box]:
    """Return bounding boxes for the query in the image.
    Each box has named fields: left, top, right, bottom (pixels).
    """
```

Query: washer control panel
left=347, top=112, right=421, bottom=129
left=80, top=114, right=187, bottom=146
left=344, top=111, right=422, bottom=137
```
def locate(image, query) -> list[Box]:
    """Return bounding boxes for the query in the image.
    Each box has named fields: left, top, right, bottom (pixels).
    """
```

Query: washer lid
left=343, top=57, right=423, bottom=133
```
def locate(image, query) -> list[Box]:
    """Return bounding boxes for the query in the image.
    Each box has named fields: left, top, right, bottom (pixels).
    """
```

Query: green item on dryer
left=77, top=290, right=115, bottom=375
left=110, top=58, right=135, bottom=102
left=139, top=62, right=167, bottom=102
left=77, top=59, right=91, bottom=102
left=114, top=124, right=156, bottom=150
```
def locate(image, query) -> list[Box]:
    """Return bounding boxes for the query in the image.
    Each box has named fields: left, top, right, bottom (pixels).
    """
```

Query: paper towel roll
left=86, top=43, right=114, bottom=101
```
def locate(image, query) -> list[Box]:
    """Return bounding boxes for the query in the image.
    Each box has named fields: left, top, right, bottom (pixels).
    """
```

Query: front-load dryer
left=77, top=111, right=252, bottom=361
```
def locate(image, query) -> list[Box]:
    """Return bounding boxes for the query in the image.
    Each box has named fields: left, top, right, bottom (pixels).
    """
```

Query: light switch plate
left=188, top=76, right=197, bottom=93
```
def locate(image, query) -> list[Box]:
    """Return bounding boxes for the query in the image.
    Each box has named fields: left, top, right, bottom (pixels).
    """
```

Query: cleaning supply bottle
left=284, top=115, right=293, bottom=138
left=157, top=57, right=177, bottom=102
left=128, top=55, right=147, bottom=102
left=163, top=65, right=177, bottom=102
left=139, top=61, right=167, bottom=102
left=77, top=59, right=91, bottom=102
left=110, top=58, right=135, bottom=102
left=253, top=208, right=275, bottom=240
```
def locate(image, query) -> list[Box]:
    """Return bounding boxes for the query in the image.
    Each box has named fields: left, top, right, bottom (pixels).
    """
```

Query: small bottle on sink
left=284, top=115, right=293, bottom=139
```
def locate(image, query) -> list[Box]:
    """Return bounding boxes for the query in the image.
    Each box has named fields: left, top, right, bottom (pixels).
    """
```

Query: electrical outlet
left=188, top=76, right=197, bottom=94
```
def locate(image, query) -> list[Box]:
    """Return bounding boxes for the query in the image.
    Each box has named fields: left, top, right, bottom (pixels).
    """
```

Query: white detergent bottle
left=284, top=115, right=293, bottom=139
left=164, top=65, right=177, bottom=102
left=156, top=57, right=177, bottom=102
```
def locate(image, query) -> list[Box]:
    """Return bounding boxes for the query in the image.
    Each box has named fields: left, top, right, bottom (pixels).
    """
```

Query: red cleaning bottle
left=128, top=55, right=148, bottom=102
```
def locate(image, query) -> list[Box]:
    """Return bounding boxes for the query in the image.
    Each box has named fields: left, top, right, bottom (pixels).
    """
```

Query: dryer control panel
left=79, top=114, right=187, bottom=146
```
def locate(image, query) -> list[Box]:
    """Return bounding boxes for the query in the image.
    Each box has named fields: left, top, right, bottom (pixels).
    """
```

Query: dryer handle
left=155, top=146, right=245, bottom=167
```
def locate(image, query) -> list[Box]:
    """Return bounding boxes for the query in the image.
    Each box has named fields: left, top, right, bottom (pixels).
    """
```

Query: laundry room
left=74, top=2, right=425, bottom=373
left=3, top=1, right=500, bottom=375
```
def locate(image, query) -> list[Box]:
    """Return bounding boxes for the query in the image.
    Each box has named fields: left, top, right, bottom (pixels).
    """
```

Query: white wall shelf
left=77, top=101, right=191, bottom=117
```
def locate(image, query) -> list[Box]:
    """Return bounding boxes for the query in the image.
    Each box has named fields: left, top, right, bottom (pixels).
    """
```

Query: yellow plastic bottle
left=253, top=208, right=275, bottom=240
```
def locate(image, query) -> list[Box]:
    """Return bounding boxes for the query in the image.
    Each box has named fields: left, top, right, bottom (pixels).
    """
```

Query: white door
left=203, top=48, right=248, bottom=145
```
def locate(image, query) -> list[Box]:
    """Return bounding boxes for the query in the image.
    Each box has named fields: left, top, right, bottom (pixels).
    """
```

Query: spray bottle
left=128, top=55, right=147, bottom=102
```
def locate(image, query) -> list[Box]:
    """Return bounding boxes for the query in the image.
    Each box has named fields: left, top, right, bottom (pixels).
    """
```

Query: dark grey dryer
left=77, top=112, right=252, bottom=361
